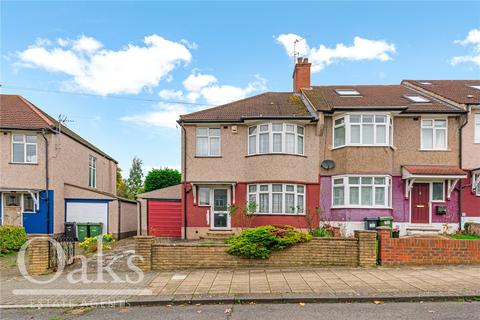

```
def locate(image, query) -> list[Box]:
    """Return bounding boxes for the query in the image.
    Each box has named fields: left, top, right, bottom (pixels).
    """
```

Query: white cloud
left=200, top=75, right=267, bottom=105
left=180, top=39, right=198, bottom=50
left=276, top=33, right=396, bottom=72
left=182, top=72, right=217, bottom=91
left=158, top=89, right=184, bottom=100
left=120, top=103, right=187, bottom=129
left=451, top=28, right=480, bottom=67
left=18, top=34, right=192, bottom=95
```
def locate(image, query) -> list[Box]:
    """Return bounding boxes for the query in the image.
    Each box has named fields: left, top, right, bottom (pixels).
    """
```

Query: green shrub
left=226, top=225, right=312, bottom=259
left=310, top=227, right=332, bottom=238
left=0, top=226, right=28, bottom=254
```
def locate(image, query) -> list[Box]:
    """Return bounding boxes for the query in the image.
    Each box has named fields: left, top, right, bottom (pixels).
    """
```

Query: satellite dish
left=321, top=160, right=336, bottom=170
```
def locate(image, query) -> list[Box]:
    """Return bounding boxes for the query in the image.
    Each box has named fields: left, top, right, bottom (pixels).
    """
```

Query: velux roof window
left=335, top=89, right=361, bottom=96
left=468, top=85, right=480, bottom=90
left=404, top=95, right=430, bottom=103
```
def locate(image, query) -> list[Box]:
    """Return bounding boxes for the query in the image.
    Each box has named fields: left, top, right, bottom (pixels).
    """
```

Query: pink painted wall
left=319, top=175, right=459, bottom=224
left=461, top=176, right=480, bottom=217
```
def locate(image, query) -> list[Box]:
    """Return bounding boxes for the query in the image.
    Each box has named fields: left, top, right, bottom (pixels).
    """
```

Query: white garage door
left=66, top=201, right=108, bottom=234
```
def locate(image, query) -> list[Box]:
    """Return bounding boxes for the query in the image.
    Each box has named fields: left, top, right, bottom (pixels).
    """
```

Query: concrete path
left=1, top=266, right=480, bottom=308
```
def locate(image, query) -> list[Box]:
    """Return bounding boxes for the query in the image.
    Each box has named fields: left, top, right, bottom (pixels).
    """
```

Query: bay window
left=196, top=128, right=221, bottom=156
left=12, top=134, right=37, bottom=163
left=248, top=123, right=304, bottom=155
left=248, top=183, right=305, bottom=214
left=333, top=114, right=391, bottom=148
left=332, top=175, right=391, bottom=208
left=421, top=119, right=447, bottom=150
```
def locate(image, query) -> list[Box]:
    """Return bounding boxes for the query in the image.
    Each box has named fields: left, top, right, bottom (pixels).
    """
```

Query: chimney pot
left=303, top=58, right=308, bottom=63
left=297, top=57, right=302, bottom=63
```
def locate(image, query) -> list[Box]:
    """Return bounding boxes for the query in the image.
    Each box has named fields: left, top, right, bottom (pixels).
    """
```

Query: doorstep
left=406, top=224, right=442, bottom=236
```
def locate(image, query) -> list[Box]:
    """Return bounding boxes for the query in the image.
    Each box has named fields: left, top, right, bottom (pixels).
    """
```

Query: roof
left=403, top=165, right=466, bottom=176
left=302, top=85, right=464, bottom=114
left=0, top=94, right=117, bottom=163
left=137, top=184, right=182, bottom=200
left=403, top=80, right=480, bottom=105
left=179, top=92, right=314, bottom=122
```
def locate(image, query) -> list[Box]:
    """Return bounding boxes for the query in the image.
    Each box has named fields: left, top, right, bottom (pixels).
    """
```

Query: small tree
left=229, top=201, right=257, bottom=229
left=126, top=157, right=144, bottom=199
left=144, top=168, right=181, bottom=192
left=116, top=167, right=128, bottom=198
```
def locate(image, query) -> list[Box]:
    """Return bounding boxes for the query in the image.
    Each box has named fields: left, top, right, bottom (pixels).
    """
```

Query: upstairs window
left=12, top=134, right=37, bottom=163
left=333, top=114, right=392, bottom=148
left=421, top=119, right=447, bottom=150
left=248, top=123, right=304, bottom=156
left=88, top=155, right=97, bottom=188
left=196, top=128, right=221, bottom=157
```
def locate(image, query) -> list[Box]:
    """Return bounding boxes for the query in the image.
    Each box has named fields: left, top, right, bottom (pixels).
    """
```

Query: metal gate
left=48, top=236, right=76, bottom=270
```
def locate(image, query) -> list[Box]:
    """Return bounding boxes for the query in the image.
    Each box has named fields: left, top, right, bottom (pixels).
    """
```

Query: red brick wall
left=377, top=227, right=480, bottom=266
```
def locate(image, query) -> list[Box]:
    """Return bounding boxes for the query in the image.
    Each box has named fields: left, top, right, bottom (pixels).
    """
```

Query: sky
left=1, top=1, right=479, bottom=175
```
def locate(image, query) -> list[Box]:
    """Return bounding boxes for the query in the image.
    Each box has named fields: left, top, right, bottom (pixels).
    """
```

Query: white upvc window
left=196, top=128, right=221, bottom=156
left=88, top=155, right=97, bottom=188
left=333, top=113, right=392, bottom=148
left=12, top=134, right=38, bottom=163
left=475, top=113, right=480, bottom=144
left=431, top=182, right=445, bottom=202
left=248, top=123, right=304, bottom=156
left=198, top=187, right=210, bottom=206
left=332, top=175, right=391, bottom=208
left=421, top=118, right=447, bottom=150
left=247, top=183, right=305, bottom=215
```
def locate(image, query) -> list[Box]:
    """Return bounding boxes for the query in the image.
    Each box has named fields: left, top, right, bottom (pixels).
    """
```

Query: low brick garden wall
left=377, top=227, right=480, bottom=266
left=134, top=230, right=377, bottom=271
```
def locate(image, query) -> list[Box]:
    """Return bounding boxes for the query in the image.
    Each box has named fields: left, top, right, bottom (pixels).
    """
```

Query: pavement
left=2, top=301, right=480, bottom=320
left=1, top=265, right=480, bottom=308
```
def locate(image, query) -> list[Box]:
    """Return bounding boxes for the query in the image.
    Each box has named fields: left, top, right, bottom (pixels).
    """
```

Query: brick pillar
left=27, top=237, right=50, bottom=275
left=376, top=226, right=391, bottom=266
left=134, top=236, right=154, bottom=271
left=354, top=230, right=377, bottom=267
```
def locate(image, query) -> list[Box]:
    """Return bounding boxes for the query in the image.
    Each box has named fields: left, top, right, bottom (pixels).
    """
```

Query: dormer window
left=335, top=89, right=361, bottom=96
left=248, top=123, right=304, bottom=156
left=404, top=95, right=430, bottom=103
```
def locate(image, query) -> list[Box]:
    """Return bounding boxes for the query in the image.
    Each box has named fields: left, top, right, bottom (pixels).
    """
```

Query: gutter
left=178, top=120, right=188, bottom=240
left=458, top=107, right=470, bottom=231
left=41, top=129, right=50, bottom=234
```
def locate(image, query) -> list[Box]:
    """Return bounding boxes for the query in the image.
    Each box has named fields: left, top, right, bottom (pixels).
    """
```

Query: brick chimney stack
left=292, top=57, right=311, bottom=92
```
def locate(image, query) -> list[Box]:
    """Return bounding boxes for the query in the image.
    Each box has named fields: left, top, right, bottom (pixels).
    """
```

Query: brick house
left=0, top=94, right=137, bottom=238
left=402, top=80, right=480, bottom=226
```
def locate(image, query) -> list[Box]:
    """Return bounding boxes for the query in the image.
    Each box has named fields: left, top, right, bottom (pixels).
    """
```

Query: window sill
left=331, top=145, right=393, bottom=151
left=9, top=162, right=38, bottom=165
left=331, top=206, right=393, bottom=210
left=245, top=153, right=306, bottom=158
left=253, top=213, right=306, bottom=216
left=418, top=149, right=450, bottom=152
left=195, top=156, right=222, bottom=158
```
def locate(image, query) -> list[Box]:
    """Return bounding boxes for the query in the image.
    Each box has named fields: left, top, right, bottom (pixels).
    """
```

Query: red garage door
left=147, top=200, right=182, bottom=237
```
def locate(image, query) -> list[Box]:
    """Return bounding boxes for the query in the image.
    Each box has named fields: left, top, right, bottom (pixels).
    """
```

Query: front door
left=2, top=193, right=23, bottom=226
left=210, top=188, right=230, bottom=229
left=411, top=183, right=430, bottom=224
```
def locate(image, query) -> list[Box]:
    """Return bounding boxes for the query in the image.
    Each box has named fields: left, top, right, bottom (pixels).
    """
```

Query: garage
left=65, top=199, right=110, bottom=234
left=137, top=184, right=182, bottom=238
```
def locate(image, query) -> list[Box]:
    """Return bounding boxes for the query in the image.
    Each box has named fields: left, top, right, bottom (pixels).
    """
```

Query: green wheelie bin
left=88, top=222, right=103, bottom=238
left=378, top=217, right=393, bottom=236
left=76, top=223, right=89, bottom=241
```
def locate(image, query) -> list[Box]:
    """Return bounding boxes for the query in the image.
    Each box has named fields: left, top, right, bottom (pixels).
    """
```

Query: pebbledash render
left=177, top=58, right=479, bottom=239
left=0, top=94, right=137, bottom=238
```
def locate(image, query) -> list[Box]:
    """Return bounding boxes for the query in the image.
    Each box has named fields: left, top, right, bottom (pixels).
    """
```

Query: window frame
left=420, top=118, right=448, bottom=150
left=431, top=181, right=445, bottom=203
left=247, top=183, right=306, bottom=215
left=198, top=187, right=211, bottom=206
left=475, top=113, right=480, bottom=144
left=331, top=175, right=392, bottom=209
left=196, top=127, right=221, bottom=157
left=22, top=193, right=37, bottom=213
left=247, top=123, right=305, bottom=156
left=332, top=113, right=392, bottom=149
left=88, top=155, right=97, bottom=188
left=11, top=133, right=38, bottom=164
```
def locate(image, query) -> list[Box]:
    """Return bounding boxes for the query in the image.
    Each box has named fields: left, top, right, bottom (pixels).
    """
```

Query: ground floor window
left=247, top=183, right=305, bottom=215
left=332, top=175, right=391, bottom=208
left=431, top=182, right=445, bottom=202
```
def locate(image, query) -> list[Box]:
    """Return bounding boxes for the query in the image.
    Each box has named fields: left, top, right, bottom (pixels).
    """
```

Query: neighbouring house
left=402, top=80, right=480, bottom=226
left=137, top=184, right=182, bottom=237
left=0, top=94, right=137, bottom=239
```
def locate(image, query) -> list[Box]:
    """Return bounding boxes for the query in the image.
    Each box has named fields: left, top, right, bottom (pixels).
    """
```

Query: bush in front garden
left=79, top=233, right=115, bottom=253
left=0, top=225, right=28, bottom=254
left=226, top=225, right=312, bottom=259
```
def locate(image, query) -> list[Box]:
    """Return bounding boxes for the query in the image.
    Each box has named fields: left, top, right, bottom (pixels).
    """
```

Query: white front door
left=210, top=188, right=230, bottom=230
